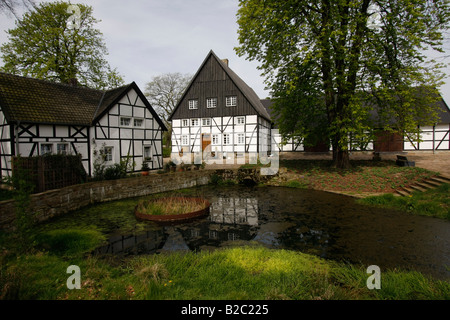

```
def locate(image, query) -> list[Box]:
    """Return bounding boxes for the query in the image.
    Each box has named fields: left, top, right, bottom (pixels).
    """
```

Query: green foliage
left=0, top=1, right=124, bottom=89
left=93, top=146, right=135, bottom=181
left=210, top=174, right=223, bottom=185
left=163, top=147, right=171, bottom=158
left=284, top=180, right=309, bottom=189
left=235, top=0, right=450, bottom=167
left=4, top=157, right=37, bottom=252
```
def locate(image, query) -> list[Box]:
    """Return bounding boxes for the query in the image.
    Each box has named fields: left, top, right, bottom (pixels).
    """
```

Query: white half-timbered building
left=263, top=93, right=450, bottom=153
left=0, top=73, right=167, bottom=178
left=168, top=50, right=273, bottom=163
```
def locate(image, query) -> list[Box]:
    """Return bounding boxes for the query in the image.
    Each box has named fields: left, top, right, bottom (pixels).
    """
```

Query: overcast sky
left=1, top=0, right=449, bottom=104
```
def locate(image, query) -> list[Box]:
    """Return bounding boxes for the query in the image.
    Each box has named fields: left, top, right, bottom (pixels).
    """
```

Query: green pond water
left=37, top=185, right=450, bottom=280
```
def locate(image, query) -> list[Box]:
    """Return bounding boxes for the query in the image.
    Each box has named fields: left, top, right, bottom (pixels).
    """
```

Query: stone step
left=430, top=175, right=450, bottom=184
left=419, top=179, right=443, bottom=188
left=395, top=189, right=411, bottom=197
left=409, top=184, right=428, bottom=193
left=398, top=187, right=414, bottom=196
left=394, top=175, right=449, bottom=197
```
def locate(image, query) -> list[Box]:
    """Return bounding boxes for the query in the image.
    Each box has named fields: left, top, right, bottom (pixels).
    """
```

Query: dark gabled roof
left=169, top=50, right=272, bottom=122
left=0, top=73, right=167, bottom=130
left=437, top=98, right=450, bottom=123
left=0, top=72, right=103, bottom=126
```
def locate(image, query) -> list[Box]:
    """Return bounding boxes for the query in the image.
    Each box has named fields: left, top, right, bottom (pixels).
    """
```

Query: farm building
left=169, top=50, right=273, bottom=163
left=0, top=72, right=167, bottom=178
left=263, top=91, right=450, bottom=153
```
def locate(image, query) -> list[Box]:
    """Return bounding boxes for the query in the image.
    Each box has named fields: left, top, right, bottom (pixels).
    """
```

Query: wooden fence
left=12, top=155, right=87, bottom=193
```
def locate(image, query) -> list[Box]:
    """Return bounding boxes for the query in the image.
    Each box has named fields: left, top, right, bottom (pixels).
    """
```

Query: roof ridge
left=0, top=72, right=103, bottom=93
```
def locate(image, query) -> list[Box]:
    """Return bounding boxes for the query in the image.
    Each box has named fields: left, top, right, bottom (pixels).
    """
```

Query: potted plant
left=141, top=162, right=150, bottom=176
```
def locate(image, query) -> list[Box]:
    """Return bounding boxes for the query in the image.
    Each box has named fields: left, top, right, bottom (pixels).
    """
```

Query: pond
left=41, top=185, right=450, bottom=280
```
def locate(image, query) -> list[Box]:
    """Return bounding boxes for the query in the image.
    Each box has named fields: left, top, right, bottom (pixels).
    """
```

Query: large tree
left=1, top=1, right=124, bottom=90
left=144, top=72, right=192, bottom=146
left=235, top=0, right=450, bottom=168
left=144, top=72, right=192, bottom=125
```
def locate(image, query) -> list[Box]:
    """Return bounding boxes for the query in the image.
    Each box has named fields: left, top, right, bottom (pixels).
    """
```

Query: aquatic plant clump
left=135, top=197, right=211, bottom=222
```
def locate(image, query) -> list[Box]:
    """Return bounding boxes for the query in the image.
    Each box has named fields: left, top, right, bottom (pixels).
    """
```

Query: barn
left=168, top=50, right=273, bottom=164
left=0, top=72, right=167, bottom=178
left=263, top=91, right=450, bottom=153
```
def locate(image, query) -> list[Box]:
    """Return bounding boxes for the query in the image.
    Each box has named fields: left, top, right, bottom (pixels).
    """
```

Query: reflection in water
left=96, top=194, right=331, bottom=259
left=94, top=186, right=450, bottom=281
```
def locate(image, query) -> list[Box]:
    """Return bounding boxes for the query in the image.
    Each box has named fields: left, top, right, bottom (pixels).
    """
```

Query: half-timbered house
left=0, top=73, right=167, bottom=178
left=168, top=50, right=273, bottom=163
left=263, top=92, right=450, bottom=153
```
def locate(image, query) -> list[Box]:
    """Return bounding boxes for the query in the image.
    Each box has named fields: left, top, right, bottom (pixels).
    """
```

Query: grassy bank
left=1, top=236, right=449, bottom=300
left=357, top=183, right=450, bottom=220
left=275, top=160, right=439, bottom=194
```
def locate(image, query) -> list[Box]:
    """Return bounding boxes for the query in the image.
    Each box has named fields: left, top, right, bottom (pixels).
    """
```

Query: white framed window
left=40, top=143, right=53, bottom=155
left=103, top=146, right=113, bottom=162
left=57, top=143, right=69, bottom=155
left=182, top=135, right=189, bottom=146
left=212, top=134, right=219, bottom=145
left=120, top=117, right=131, bottom=127
left=182, top=119, right=188, bottom=127
left=191, top=119, right=199, bottom=126
left=134, top=118, right=144, bottom=127
left=237, top=133, right=245, bottom=144
left=202, top=118, right=211, bottom=126
left=226, top=96, right=237, bottom=107
left=143, top=145, right=152, bottom=160
left=223, top=134, right=230, bottom=145
left=188, top=99, right=199, bottom=110
left=207, top=98, right=217, bottom=108
left=236, top=116, right=245, bottom=125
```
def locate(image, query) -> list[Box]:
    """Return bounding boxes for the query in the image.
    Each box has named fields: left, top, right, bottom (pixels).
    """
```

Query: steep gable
left=169, top=50, right=271, bottom=122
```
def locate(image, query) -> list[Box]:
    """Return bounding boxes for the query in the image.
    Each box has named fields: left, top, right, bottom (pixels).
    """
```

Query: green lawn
left=357, top=183, right=450, bottom=220
left=1, top=238, right=449, bottom=300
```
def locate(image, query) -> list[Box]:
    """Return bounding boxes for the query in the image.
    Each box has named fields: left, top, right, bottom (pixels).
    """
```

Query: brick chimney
left=221, top=59, right=229, bottom=67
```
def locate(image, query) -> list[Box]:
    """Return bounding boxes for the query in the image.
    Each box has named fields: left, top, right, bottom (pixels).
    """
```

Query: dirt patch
left=279, top=151, right=450, bottom=177
left=268, top=160, right=438, bottom=196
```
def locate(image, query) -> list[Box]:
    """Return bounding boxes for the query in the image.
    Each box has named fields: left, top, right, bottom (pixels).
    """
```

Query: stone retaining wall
left=0, top=168, right=267, bottom=230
